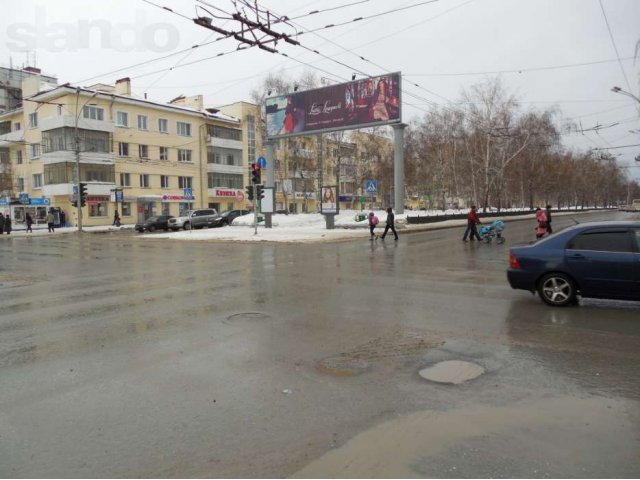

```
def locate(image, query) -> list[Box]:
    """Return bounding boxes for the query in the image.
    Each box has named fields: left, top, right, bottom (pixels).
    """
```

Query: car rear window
left=567, top=230, right=634, bottom=253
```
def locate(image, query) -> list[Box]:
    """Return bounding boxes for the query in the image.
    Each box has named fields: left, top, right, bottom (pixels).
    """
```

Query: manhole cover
left=317, top=356, right=370, bottom=376
left=224, top=312, right=271, bottom=324
left=419, top=360, right=485, bottom=384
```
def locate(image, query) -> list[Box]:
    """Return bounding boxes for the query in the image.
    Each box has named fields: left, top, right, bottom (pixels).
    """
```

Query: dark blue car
left=507, top=221, right=640, bottom=306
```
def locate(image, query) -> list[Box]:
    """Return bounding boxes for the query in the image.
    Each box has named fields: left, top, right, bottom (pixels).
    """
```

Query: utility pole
left=74, top=88, right=83, bottom=232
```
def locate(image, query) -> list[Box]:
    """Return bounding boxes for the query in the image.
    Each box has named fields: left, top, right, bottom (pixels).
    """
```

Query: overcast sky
left=2, top=0, right=639, bottom=179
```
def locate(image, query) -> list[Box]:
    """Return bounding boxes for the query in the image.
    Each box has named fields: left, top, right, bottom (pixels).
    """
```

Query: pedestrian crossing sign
left=364, top=179, right=378, bottom=194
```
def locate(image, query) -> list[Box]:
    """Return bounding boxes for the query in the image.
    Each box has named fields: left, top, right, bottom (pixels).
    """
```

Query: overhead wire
left=598, top=0, right=633, bottom=91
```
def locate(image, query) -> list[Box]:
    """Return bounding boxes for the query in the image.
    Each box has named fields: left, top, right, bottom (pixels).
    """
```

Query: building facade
left=0, top=72, right=262, bottom=228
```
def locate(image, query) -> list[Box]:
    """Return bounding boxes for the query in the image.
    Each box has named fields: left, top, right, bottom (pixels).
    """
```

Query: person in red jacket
left=462, top=205, right=482, bottom=242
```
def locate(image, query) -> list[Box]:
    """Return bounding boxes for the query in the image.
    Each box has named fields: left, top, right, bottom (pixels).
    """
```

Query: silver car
left=168, top=208, right=218, bottom=230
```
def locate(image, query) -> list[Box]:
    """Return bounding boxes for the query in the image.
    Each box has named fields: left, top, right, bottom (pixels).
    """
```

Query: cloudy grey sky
left=2, top=0, right=639, bottom=178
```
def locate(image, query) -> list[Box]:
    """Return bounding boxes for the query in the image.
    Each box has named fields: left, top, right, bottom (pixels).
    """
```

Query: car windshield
left=146, top=216, right=159, bottom=222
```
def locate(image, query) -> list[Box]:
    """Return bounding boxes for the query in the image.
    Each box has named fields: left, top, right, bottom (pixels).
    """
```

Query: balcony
left=40, top=115, right=114, bottom=133
left=208, top=135, right=243, bottom=150
left=0, top=129, right=25, bottom=147
left=42, top=150, right=115, bottom=166
left=206, top=163, right=244, bottom=175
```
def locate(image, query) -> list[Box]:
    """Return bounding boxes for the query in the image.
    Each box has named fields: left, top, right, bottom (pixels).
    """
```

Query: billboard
left=265, top=73, right=401, bottom=139
left=320, top=186, right=338, bottom=214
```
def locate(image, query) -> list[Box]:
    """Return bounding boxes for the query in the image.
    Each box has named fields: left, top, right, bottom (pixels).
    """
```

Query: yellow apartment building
left=0, top=72, right=262, bottom=228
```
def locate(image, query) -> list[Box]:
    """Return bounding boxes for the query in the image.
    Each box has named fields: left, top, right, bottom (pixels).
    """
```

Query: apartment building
left=0, top=72, right=261, bottom=228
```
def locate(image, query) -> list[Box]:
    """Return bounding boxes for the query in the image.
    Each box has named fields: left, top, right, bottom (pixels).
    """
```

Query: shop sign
left=30, top=198, right=50, bottom=205
left=161, top=194, right=196, bottom=202
left=87, top=195, right=109, bottom=205
left=213, top=189, right=239, bottom=198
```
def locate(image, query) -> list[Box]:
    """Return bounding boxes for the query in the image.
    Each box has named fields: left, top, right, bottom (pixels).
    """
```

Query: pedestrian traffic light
left=250, top=163, right=261, bottom=184
left=256, top=184, right=264, bottom=200
left=246, top=185, right=254, bottom=201
left=71, top=198, right=77, bottom=208
left=79, top=182, right=88, bottom=207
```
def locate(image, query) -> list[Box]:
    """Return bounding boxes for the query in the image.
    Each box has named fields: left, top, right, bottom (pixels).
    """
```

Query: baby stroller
left=479, top=220, right=506, bottom=244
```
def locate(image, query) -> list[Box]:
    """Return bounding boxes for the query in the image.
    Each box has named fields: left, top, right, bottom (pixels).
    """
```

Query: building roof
left=29, top=85, right=241, bottom=125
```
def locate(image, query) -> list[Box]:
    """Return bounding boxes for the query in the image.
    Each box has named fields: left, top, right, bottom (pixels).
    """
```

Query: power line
left=598, top=0, right=633, bottom=91
left=404, top=56, right=636, bottom=77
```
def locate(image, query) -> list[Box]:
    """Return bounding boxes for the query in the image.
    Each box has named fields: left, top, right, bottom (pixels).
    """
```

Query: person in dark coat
left=380, top=207, right=399, bottom=241
left=545, top=205, right=553, bottom=234
left=0, top=212, right=4, bottom=234
left=26, top=212, right=33, bottom=233
left=4, top=213, right=11, bottom=234
left=462, top=205, right=482, bottom=242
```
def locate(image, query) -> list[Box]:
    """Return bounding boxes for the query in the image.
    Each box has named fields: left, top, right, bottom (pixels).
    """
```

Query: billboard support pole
left=265, top=141, right=274, bottom=228
left=393, top=123, right=406, bottom=214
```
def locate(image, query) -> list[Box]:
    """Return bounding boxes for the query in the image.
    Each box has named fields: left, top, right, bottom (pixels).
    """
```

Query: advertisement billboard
left=265, top=73, right=401, bottom=139
left=321, top=186, right=338, bottom=214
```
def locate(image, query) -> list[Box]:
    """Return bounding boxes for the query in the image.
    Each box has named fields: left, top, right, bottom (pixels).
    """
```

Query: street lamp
left=74, top=87, right=99, bottom=231
left=611, top=86, right=640, bottom=104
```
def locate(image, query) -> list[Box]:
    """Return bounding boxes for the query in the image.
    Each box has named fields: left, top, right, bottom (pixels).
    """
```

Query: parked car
left=507, top=221, right=640, bottom=306
left=135, top=215, right=174, bottom=233
left=167, top=208, right=217, bottom=231
left=207, top=209, right=250, bottom=228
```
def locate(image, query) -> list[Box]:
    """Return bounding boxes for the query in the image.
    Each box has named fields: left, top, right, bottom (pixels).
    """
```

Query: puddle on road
left=293, top=396, right=640, bottom=478
left=419, top=360, right=485, bottom=384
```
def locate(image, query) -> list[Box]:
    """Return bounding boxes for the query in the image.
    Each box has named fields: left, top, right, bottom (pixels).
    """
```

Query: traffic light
left=79, top=182, right=88, bottom=207
left=256, top=184, right=264, bottom=200
left=246, top=185, right=254, bottom=201
left=250, top=163, right=261, bottom=184
left=71, top=198, right=78, bottom=208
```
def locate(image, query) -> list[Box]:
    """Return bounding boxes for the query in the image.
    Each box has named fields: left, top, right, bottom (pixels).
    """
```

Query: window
left=207, top=173, right=243, bottom=189
left=17, top=177, right=24, bottom=191
left=83, top=106, right=104, bottom=121
left=15, top=150, right=23, bottom=164
left=137, top=115, right=148, bottom=130
left=178, top=176, right=192, bottom=189
left=159, top=146, right=169, bottom=161
left=138, top=144, right=148, bottom=158
left=30, top=143, right=41, bottom=159
left=158, top=118, right=168, bottom=133
left=116, top=111, right=128, bottom=127
left=32, top=173, right=42, bottom=188
left=14, top=122, right=21, bottom=131
left=161, top=175, right=170, bottom=188
left=120, top=172, right=131, bottom=186
left=208, top=125, right=242, bottom=141
left=178, top=149, right=192, bottom=162
left=177, top=121, right=191, bottom=136
left=42, top=128, right=109, bottom=153
left=568, top=231, right=633, bottom=253
left=140, top=174, right=149, bottom=188
left=118, top=142, right=129, bottom=157
left=634, top=230, right=640, bottom=251
left=121, top=202, right=131, bottom=216
left=89, top=202, right=108, bottom=217
left=28, top=112, right=38, bottom=128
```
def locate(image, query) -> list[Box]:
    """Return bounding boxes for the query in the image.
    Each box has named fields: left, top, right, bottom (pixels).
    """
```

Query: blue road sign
left=30, top=198, right=50, bottom=205
left=183, top=187, right=193, bottom=199
left=364, top=179, right=378, bottom=194
left=19, top=193, right=30, bottom=204
left=257, top=156, right=267, bottom=169
left=115, top=191, right=123, bottom=202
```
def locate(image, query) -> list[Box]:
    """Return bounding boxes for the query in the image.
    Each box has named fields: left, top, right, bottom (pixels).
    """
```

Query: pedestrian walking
left=535, top=207, right=548, bottom=239
left=59, top=210, right=66, bottom=228
left=462, top=205, right=482, bottom=242
left=367, top=211, right=379, bottom=240
left=113, top=210, right=121, bottom=227
left=46, top=210, right=55, bottom=233
left=4, top=213, right=11, bottom=235
left=25, top=212, right=33, bottom=233
left=379, top=207, right=398, bottom=241
left=0, top=212, right=4, bottom=234
left=545, top=205, right=553, bottom=235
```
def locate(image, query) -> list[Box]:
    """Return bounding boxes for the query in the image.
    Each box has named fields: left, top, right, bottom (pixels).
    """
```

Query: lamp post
left=74, top=87, right=99, bottom=231
left=611, top=86, right=640, bottom=104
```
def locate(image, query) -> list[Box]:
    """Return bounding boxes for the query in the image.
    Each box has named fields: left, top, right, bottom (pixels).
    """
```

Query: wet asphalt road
left=0, top=211, right=639, bottom=478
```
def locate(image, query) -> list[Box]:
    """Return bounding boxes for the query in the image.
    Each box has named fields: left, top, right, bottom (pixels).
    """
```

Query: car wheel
left=183, top=222, right=190, bottom=230
left=537, top=273, right=576, bottom=307
left=148, top=225, right=156, bottom=232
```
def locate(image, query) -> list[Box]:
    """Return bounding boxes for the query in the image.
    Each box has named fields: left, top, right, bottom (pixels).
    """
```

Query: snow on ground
left=1, top=208, right=603, bottom=243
